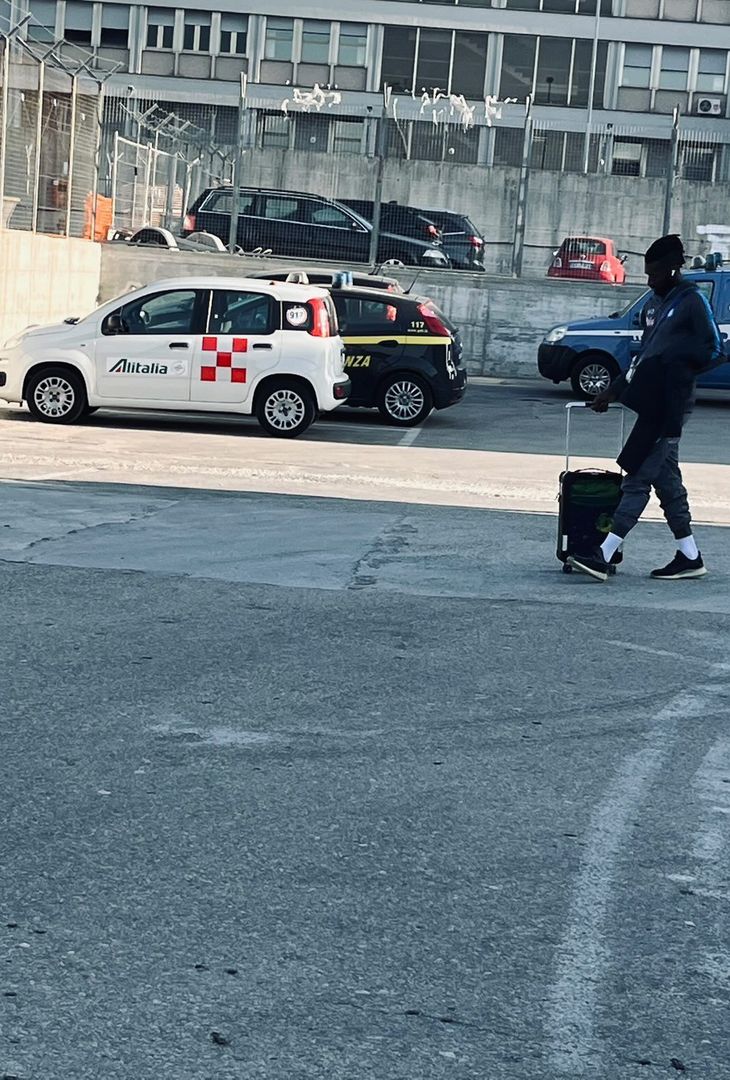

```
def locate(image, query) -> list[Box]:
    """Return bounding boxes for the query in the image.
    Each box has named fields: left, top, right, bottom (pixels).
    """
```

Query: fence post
left=662, top=106, right=680, bottom=237
left=110, top=129, right=119, bottom=228
left=31, top=59, right=45, bottom=233
left=368, top=109, right=386, bottom=268
left=90, top=81, right=105, bottom=242
left=0, top=36, right=9, bottom=231
left=164, top=152, right=177, bottom=230
left=65, top=75, right=78, bottom=238
left=228, top=72, right=247, bottom=251
left=511, top=97, right=533, bottom=279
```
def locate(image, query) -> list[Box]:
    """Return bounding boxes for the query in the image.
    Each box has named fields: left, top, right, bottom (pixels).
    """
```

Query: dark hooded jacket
left=612, top=279, right=723, bottom=473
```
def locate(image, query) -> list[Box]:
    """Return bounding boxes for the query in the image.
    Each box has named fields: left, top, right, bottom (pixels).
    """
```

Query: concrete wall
left=99, top=245, right=644, bottom=378
left=229, top=148, right=729, bottom=282
left=0, top=231, right=102, bottom=344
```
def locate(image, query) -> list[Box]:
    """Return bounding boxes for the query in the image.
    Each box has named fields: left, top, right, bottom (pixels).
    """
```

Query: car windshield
left=610, top=292, right=649, bottom=319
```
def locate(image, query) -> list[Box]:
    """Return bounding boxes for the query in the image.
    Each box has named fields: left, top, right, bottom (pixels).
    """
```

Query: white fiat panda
left=0, top=277, right=350, bottom=438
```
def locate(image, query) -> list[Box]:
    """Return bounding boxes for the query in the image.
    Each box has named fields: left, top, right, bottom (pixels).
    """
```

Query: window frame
left=102, top=288, right=204, bottom=337
left=338, top=23, right=367, bottom=68
left=658, top=45, right=691, bottom=92
left=146, top=8, right=175, bottom=51
left=264, top=16, right=295, bottom=62
left=207, top=289, right=277, bottom=338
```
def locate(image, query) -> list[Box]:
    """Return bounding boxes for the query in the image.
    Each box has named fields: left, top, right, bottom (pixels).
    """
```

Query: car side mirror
left=620, top=254, right=628, bottom=264
left=105, top=313, right=127, bottom=335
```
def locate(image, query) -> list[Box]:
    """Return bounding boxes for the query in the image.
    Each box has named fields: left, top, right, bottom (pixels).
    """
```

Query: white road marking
left=398, top=426, right=423, bottom=447
left=546, top=684, right=723, bottom=1076
left=606, top=640, right=730, bottom=672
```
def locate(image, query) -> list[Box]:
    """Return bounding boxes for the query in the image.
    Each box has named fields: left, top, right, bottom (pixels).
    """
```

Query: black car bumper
left=538, top=343, right=579, bottom=383
left=433, top=368, right=467, bottom=409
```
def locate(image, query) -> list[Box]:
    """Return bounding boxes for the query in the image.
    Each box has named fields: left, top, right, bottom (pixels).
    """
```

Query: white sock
left=677, top=535, right=699, bottom=560
left=600, top=533, right=623, bottom=561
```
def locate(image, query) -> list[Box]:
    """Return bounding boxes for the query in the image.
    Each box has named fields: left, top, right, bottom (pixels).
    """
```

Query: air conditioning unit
left=696, top=97, right=723, bottom=116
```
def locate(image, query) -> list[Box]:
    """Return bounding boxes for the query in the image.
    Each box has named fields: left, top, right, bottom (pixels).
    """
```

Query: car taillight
left=183, top=213, right=196, bottom=233
left=552, top=257, right=562, bottom=268
left=600, top=260, right=611, bottom=273
left=417, top=303, right=450, bottom=337
left=308, top=297, right=331, bottom=337
left=469, top=235, right=483, bottom=248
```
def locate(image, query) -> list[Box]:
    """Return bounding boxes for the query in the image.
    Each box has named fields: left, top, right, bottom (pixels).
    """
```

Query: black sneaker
left=567, top=548, right=611, bottom=582
left=650, top=551, right=707, bottom=580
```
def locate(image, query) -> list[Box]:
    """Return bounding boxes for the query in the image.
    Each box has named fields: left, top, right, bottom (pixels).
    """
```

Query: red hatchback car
left=547, top=236, right=627, bottom=285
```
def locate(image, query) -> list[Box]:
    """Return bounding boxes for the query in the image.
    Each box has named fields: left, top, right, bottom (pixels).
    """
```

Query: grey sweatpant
left=612, top=437, right=692, bottom=540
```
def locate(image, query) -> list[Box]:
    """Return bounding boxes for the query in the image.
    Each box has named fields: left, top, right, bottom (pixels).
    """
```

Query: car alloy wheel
left=384, top=379, right=426, bottom=422
left=264, top=388, right=307, bottom=432
left=33, top=375, right=77, bottom=419
left=578, top=363, right=611, bottom=397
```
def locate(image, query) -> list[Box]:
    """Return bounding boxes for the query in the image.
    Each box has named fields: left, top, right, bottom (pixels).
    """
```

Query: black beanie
left=644, top=234, right=685, bottom=266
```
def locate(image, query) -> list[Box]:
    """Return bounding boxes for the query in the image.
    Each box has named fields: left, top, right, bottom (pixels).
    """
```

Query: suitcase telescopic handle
left=564, top=401, right=626, bottom=473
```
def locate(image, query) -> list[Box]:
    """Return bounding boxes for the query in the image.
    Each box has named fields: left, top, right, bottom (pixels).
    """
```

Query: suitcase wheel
left=562, top=563, right=573, bottom=574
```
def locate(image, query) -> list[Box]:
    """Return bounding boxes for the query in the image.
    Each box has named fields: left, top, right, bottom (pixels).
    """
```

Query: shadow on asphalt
left=2, top=380, right=730, bottom=463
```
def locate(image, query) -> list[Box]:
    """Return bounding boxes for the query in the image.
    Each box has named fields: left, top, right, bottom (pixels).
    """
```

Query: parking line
left=399, top=426, right=423, bottom=447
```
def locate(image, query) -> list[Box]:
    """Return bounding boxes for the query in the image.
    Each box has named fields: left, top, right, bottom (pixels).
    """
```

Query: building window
left=662, top=0, right=698, bottom=20
left=381, top=27, right=417, bottom=94
left=415, top=29, right=452, bottom=94
left=258, top=111, right=290, bottom=149
left=504, top=0, right=611, bottom=9
left=622, top=44, right=652, bottom=88
left=219, top=14, right=247, bottom=56
left=183, top=12, right=211, bottom=53
left=696, top=50, right=727, bottom=94
left=147, top=8, right=174, bottom=50
left=623, top=0, right=660, bottom=15
left=27, top=0, right=56, bottom=41
left=451, top=32, right=488, bottom=99
left=571, top=39, right=609, bottom=107
left=659, top=46, right=689, bottom=91
left=64, top=1, right=92, bottom=46
left=332, top=118, right=364, bottom=153
left=501, top=35, right=537, bottom=101
left=265, top=18, right=294, bottom=62
left=301, top=21, right=330, bottom=64
left=338, top=23, right=367, bottom=67
left=294, top=114, right=330, bottom=152
left=535, top=37, right=572, bottom=106
left=100, top=4, right=129, bottom=49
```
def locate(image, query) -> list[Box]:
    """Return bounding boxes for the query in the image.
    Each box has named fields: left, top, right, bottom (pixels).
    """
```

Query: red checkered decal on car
left=200, top=336, right=247, bottom=383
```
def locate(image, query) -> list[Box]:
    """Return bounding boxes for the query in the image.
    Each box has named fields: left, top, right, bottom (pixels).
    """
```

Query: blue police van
left=538, top=267, right=730, bottom=400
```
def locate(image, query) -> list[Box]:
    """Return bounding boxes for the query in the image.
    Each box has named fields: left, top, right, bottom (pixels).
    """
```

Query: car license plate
left=569, top=261, right=594, bottom=270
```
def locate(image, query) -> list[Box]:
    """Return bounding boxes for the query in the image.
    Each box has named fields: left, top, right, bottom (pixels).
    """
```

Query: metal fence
left=0, top=27, right=103, bottom=239
left=3, top=21, right=730, bottom=283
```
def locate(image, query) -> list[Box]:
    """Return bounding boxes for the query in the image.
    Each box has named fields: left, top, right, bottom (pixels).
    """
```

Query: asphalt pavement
left=1, top=382, right=729, bottom=1080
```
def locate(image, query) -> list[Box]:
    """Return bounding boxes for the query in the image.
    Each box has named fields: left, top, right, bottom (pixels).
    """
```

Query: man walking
left=568, top=234, right=723, bottom=582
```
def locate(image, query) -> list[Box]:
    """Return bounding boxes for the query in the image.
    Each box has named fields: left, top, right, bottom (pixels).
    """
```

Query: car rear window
left=561, top=239, right=607, bottom=257
left=334, top=295, right=402, bottom=333
left=202, top=190, right=256, bottom=215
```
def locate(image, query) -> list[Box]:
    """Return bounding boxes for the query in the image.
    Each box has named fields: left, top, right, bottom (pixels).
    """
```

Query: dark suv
left=183, top=187, right=449, bottom=269
left=418, top=209, right=485, bottom=271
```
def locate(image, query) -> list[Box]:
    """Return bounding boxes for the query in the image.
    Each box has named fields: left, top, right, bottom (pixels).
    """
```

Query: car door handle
left=168, top=342, right=189, bottom=350
left=379, top=340, right=398, bottom=348
left=252, top=343, right=273, bottom=350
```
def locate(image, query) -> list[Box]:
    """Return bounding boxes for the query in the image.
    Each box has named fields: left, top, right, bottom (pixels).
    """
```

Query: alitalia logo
left=110, top=358, right=168, bottom=375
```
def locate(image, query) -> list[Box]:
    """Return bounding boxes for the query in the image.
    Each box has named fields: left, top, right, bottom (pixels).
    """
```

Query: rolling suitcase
left=558, top=402, right=626, bottom=575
